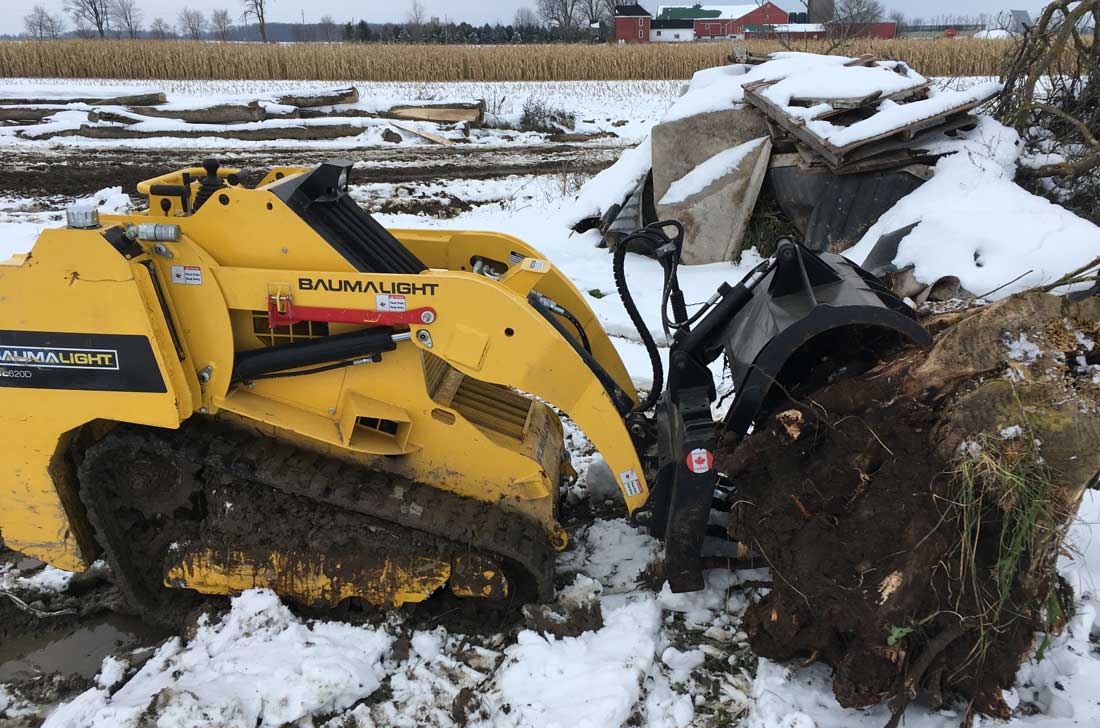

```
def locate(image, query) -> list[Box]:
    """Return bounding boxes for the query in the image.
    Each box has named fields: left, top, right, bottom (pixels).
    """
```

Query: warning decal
left=375, top=294, right=407, bottom=312
left=686, top=448, right=714, bottom=474
left=619, top=469, right=642, bottom=497
left=170, top=265, right=203, bottom=286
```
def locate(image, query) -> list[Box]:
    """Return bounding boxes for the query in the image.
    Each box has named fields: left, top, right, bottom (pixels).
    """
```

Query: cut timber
left=0, top=106, right=65, bottom=122
left=33, top=123, right=367, bottom=142
left=386, top=101, right=484, bottom=124
left=0, top=92, right=165, bottom=106
left=276, top=87, right=358, bottom=108
left=388, top=122, right=454, bottom=146
left=128, top=103, right=266, bottom=124
left=719, top=292, right=1100, bottom=723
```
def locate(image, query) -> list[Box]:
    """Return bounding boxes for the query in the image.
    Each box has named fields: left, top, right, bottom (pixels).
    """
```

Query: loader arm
left=209, top=264, right=651, bottom=513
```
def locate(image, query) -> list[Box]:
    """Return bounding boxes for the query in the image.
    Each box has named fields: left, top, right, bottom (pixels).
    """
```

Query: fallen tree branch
left=1034, top=256, right=1100, bottom=292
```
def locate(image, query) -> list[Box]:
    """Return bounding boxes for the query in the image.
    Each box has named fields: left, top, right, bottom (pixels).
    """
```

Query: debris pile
left=587, top=52, right=1003, bottom=287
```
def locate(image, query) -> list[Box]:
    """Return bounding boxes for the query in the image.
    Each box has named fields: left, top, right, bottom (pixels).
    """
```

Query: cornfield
left=0, top=39, right=1014, bottom=81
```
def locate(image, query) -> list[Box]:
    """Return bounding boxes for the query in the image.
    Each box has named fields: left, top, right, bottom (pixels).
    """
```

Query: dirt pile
left=719, top=292, right=1100, bottom=724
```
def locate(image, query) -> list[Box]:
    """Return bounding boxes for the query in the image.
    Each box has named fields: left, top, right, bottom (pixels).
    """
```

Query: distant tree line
left=21, top=0, right=621, bottom=44
left=21, top=0, right=285, bottom=42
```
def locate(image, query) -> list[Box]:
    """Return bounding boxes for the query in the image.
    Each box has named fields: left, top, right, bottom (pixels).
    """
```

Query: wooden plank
left=743, top=84, right=844, bottom=167
left=386, top=102, right=484, bottom=125
left=388, top=121, right=454, bottom=146
left=843, top=54, right=877, bottom=67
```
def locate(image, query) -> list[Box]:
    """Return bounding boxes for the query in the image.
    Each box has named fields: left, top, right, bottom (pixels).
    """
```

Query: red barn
left=613, top=4, right=652, bottom=43
left=613, top=3, right=791, bottom=43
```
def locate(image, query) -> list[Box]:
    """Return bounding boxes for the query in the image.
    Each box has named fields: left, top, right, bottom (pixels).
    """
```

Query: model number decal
left=298, top=277, right=439, bottom=296
left=0, top=331, right=166, bottom=393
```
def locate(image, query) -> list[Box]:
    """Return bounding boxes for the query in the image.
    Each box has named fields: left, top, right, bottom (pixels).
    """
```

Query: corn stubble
left=0, top=39, right=1013, bottom=81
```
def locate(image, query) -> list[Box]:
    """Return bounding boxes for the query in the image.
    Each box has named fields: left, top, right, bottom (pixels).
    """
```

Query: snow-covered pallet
left=743, top=67, right=1001, bottom=170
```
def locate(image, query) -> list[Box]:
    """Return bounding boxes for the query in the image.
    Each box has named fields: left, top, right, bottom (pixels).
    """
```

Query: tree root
left=883, top=626, right=965, bottom=728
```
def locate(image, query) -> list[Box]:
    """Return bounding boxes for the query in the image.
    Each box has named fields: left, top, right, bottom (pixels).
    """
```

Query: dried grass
left=0, top=39, right=1015, bottom=81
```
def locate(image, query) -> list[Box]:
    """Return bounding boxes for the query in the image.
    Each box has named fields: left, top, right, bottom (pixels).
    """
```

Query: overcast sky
left=3, top=0, right=1055, bottom=35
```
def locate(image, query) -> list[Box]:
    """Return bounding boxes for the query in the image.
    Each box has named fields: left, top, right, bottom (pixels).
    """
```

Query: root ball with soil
left=718, top=292, right=1100, bottom=724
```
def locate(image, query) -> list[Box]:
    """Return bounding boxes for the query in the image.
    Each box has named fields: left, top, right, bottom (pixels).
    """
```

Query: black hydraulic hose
left=613, top=232, right=665, bottom=412
left=557, top=307, right=592, bottom=354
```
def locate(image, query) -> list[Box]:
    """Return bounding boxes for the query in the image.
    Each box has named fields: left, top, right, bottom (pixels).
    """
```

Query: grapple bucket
left=651, top=240, right=932, bottom=593
left=721, top=243, right=931, bottom=437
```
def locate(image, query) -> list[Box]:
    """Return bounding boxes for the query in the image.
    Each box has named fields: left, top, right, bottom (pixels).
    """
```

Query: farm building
left=613, top=3, right=789, bottom=42
left=744, top=20, right=898, bottom=40
left=613, top=3, right=652, bottom=43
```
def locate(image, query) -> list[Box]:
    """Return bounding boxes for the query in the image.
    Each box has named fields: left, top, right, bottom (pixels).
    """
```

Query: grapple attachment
left=721, top=243, right=931, bottom=437
left=647, top=240, right=932, bottom=593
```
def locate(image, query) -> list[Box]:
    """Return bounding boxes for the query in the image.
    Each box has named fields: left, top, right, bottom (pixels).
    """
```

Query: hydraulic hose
left=613, top=230, right=666, bottom=412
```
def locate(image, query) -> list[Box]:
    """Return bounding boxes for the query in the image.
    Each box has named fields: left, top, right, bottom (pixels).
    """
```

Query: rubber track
left=81, top=419, right=555, bottom=608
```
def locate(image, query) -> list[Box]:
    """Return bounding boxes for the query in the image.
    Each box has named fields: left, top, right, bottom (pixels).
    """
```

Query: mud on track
left=1, top=143, right=624, bottom=199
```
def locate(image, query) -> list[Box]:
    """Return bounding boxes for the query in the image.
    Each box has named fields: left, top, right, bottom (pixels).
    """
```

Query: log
left=275, top=87, right=358, bottom=108
left=0, top=92, right=166, bottom=106
left=33, top=123, right=366, bottom=142
left=719, top=292, right=1100, bottom=723
left=0, top=106, right=65, bottom=122
left=127, top=103, right=266, bottom=124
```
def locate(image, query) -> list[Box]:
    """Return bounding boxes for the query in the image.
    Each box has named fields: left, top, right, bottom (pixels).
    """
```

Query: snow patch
left=43, top=589, right=392, bottom=728
left=496, top=597, right=662, bottom=728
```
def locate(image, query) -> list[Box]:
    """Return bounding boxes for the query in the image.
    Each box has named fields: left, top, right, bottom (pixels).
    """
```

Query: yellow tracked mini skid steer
left=0, top=158, right=930, bottom=619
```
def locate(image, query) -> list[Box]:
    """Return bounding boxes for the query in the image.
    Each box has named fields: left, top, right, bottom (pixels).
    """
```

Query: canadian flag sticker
left=686, top=448, right=714, bottom=474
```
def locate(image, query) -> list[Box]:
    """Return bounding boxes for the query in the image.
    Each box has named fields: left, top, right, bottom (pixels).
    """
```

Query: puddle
left=0, top=613, right=167, bottom=682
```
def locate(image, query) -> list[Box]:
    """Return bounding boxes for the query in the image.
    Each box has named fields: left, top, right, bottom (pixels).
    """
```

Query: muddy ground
left=1, top=143, right=621, bottom=199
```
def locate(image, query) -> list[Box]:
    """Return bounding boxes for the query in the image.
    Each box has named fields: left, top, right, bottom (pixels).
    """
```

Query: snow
left=847, top=115, right=1100, bottom=298
left=567, top=135, right=652, bottom=222
left=663, top=53, right=853, bottom=123
left=94, top=656, right=127, bottom=690
left=0, top=563, right=74, bottom=594
left=659, top=137, right=768, bottom=205
left=657, top=4, right=759, bottom=20
left=496, top=597, right=662, bottom=728
left=0, top=83, right=159, bottom=100
left=558, top=518, right=662, bottom=593
left=411, top=630, right=444, bottom=661
left=975, top=28, right=1015, bottom=39
left=808, top=82, right=1002, bottom=148
left=760, top=64, right=927, bottom=107
left=42, top=589, right=392, bottom=728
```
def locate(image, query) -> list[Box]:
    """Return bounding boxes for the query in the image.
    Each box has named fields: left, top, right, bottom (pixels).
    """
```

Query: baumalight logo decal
left=298, top=277, right=439, bottom=296
left=0, top=345, right=120, bottom=370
